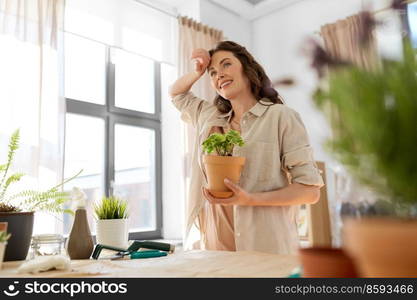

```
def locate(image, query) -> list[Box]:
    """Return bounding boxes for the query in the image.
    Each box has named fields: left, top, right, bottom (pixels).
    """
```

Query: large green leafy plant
left=0, top=129, right=81, bottom=214
left=94, top=196, right=129, bottom=220
left=312, top=41, right=417, bottom=217
left=202, top=130, right=244, bottom=156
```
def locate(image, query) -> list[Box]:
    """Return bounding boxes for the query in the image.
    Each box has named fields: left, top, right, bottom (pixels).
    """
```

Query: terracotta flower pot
left=343, top=217, right=417, bottom=277
left=298, top=247, right=358, bottom=278
left=203, top=155, right=246, bottom=198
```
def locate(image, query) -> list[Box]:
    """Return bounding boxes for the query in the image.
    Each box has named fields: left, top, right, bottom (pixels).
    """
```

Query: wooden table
left=0, top=250, right=300, bottom=278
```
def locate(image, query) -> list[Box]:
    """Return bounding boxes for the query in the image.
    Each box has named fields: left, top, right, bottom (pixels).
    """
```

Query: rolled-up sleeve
left=279, top=106, right=324, bottom=187
left=172, top=92, right=213, bottom=127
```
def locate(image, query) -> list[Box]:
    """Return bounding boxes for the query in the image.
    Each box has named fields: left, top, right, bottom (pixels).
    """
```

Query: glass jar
left=30, top=234, right=65, bottom=259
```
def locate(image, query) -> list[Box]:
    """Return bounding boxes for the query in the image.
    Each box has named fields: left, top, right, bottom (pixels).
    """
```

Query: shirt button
left=236, top=232, right=241, bottom=237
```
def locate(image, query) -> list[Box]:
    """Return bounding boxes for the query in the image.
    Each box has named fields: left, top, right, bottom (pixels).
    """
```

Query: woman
left=170, top=41, right=324, bottom=254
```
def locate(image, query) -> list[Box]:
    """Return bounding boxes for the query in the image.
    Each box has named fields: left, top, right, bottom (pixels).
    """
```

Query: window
left=63, top=33, right=162, bottom=239
left=407, top=2, right=417, bottom=47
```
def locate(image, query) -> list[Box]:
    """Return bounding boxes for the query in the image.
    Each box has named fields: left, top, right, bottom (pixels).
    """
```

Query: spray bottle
left=66, top=187, right=94, bottom=259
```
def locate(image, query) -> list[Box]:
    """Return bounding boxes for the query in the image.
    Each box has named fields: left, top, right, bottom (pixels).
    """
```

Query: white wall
left=177, top=0, right=201, bottom=20
left=177, top=0, right=252, bottom=49
left=252, top=0, right=365, bottom=163
left=199, top=0, right=252, bottom=49
left=252, top=0, right=399, bottom=161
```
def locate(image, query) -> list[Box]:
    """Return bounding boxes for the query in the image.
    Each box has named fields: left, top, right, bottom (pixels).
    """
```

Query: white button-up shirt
left=173, top=92, right=324, bottom=254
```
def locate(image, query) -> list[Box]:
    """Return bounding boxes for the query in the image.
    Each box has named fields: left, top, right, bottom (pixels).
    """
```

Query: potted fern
left=310, top=36, right=417, bottom=277
left=0, top=129, right=81, bottom=261
left=94, top=196, right=129, bottom=248
left=202, top=130, right=245, bottom=198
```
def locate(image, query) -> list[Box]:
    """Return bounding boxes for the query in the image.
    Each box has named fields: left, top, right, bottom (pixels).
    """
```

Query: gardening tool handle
left=130, top=250, right=168, bottom=259
left=128, top=241, right=175, bottom=253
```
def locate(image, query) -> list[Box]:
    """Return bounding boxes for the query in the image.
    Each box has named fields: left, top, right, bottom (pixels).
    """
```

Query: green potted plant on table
left=310, top=35, right=417, bottom=277
left=94, top=196, right=129, bottom=248
left=0, top=129, right=81, bottom=261
left=202, top=130, right=245, bottom=198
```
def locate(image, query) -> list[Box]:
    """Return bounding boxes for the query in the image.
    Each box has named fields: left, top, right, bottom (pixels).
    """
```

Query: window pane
left=114, top=124, right=156, bottom=232
left=408, top=3, right=417, bottom=48
left=113, top=49, right=155, bottom=113
left=297, top=204, right=308, bottom=238
left=63, top=114, right=105, bottom=234
left=65, top=33, right=106, bottom=104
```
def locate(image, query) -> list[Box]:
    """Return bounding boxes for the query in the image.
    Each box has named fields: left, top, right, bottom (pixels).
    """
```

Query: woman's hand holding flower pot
left=202, top=178, right=253, bottom=206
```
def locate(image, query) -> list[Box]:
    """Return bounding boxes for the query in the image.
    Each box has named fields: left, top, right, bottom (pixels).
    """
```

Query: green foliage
left=0, top=129, right=81, bottom=214
left=0, top=130, right=20, bottom=201
left=94, top=196, right=129, bottom=220
left=202, top=130, right=244, bottom=156
left=0, top=231, right=11, bottom=243
left=313, top=41, right=417, bottom=211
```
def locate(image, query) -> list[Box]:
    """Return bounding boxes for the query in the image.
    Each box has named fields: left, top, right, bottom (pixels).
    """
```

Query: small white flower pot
left=0, top=242, right=7, bottom=270
left=96, top=219, right=129, bottom=248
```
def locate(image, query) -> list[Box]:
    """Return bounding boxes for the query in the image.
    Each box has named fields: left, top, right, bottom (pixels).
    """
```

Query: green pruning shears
left=111, top=250, right=168, bottom=260
left=91, top=240, right=175, bottom=260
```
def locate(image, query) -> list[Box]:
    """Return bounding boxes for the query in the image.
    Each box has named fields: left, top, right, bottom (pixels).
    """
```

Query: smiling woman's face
left=208, top=50, right=250, bottom=100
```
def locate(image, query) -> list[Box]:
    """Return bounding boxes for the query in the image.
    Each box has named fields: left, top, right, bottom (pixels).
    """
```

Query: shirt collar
left=217, top=109, right=234, bottom=122
left=248, top=99, right=270, bottom=117
left=217, top=98, right=271, bottom=121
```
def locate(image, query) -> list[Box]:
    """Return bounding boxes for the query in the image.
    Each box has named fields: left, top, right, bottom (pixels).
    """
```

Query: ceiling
left=209, top=0, right=302, bottom=20
left=243, top=0, right=268, bottom=5
left=151, top=0, right=302, bottom=21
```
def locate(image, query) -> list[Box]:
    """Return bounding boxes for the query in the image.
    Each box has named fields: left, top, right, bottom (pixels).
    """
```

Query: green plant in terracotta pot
left=308, top=14, right=417, bottom=276
left=0, top=129, right=81, bottom=261
left=202, top=129, right=245, bottom=198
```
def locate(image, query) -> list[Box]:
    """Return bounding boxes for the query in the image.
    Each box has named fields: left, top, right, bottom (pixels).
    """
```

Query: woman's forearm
left=169, top=71, right=202, bottom=98
left=249, top=183, right=321, bottom=206
left=170, top=48, right=210, bottom=98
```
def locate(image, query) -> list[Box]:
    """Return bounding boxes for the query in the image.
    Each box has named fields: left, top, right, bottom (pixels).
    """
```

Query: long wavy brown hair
left=208, top=41, right=284, bottom=113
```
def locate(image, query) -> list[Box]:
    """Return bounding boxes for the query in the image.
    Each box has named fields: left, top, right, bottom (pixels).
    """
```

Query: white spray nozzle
left=71, top=187, right=87, bottom=209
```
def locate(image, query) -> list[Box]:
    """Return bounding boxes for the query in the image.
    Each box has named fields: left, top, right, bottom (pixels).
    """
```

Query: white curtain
left=177, top=16, right=223, bottom=249
left=0, top=0, right=65, bottom=233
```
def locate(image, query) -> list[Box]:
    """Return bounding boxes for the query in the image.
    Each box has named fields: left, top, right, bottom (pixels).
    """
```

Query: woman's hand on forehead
left=191, top=48, right=210, bottom=73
